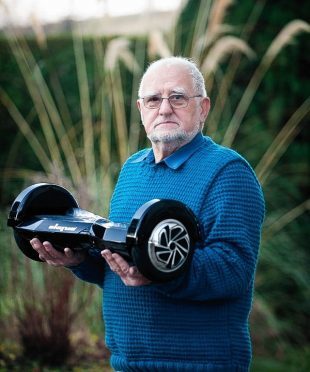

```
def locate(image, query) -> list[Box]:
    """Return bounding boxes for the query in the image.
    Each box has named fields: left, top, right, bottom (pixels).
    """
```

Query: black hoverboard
left=7, top=183, right=200, bottom=282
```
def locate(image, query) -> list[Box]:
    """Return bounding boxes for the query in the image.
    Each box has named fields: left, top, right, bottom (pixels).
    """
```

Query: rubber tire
left=9, top=183, right=79, bottom=261
left=14, top=230, right=42, bottom=262
left=131, top=200, right=199, bottom=282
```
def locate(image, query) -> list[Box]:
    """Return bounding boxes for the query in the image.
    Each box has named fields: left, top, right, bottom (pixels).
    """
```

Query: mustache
left=154, top=119, right=180, bottom=128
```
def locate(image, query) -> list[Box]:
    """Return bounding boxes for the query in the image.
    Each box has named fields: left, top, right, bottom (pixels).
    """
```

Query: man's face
left=137, top=64, right=210, bottom=145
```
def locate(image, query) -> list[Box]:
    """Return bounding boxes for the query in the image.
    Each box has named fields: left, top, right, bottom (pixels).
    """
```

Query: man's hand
left=101, top=249, right=151, bottom=286
left=30, top=238, right=86, bottom=267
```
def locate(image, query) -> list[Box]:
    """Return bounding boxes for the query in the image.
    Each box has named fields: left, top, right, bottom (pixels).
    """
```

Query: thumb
left=64, top=247, right=74, bottom=258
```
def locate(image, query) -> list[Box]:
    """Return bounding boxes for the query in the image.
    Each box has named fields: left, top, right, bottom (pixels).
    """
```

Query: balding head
left=138, top=57, right=207, bottom=98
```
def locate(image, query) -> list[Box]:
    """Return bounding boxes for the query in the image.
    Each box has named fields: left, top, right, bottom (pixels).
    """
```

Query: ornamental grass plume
left=201, top=36, right=255, bottom=75
left=148, top=30, right=172, bottom=59
left=222, top=19, right=310, bottom=147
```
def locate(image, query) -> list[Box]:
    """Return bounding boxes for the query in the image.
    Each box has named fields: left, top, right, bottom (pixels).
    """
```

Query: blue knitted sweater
left=71, top=133, right=265, bottom=372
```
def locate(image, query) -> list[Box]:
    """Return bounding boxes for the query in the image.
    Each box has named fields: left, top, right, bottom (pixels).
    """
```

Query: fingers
left=101, top=249, right=151, bottom=286
left=63, top=247, right=86, bottom=267
left=129, top=266, right=139, bottom=275
left=101, top=249, right=129, bottom=275
left=30, top=238, right=85, bottom=267
left=64, top=247, right=75, bottom=258
left=31, top=238, right=60, bottom=262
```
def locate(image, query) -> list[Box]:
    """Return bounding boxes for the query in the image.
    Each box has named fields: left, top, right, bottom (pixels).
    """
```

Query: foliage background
left=0, top=0, right=309, bottom=370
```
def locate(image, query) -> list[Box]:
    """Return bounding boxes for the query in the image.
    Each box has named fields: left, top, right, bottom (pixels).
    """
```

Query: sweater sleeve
left=154, top=160, right=265, bottom=301
left=68, top=254, right=105, bottom=287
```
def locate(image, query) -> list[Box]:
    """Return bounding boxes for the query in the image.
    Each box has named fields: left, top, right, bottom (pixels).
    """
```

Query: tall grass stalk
left=93, top=38, right=114, bottom=204
left=189, top=0, right=212, bottom=58
left=5, top=30, right=84, bottom=187
left=107, top=67, right=129, bottom=164
left=201, top=35, right=255, bottom=93
left=255, top=98, right=310, bottom=184
left=73, top=31, right=96, bottom=191
left=207, top=0, right=234, bottom=35
left=263, top=199, right=310, bottom=237
left=206, top=0, right=266, bottom=137
left=8, top=32, right=63, bottom=171
left=222, top=19, right=310, bottom=147
left=104, top=36, right=143, bottom=163
left=128, top=39, right=145, bottom=154
left=0, top=89, right=52, bottom=172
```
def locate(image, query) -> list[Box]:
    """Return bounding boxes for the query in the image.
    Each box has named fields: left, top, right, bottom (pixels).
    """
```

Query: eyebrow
left=141, top=87, right=187, bottom=97
left=171, top=87, right=187, bottom=94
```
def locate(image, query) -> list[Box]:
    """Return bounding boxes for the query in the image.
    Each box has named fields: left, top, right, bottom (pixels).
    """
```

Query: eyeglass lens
left=144, top=94, right=188, bottom=109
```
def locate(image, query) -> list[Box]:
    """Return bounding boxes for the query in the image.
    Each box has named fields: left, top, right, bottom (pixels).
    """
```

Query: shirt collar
left=131, top=132, right=205, bottom=169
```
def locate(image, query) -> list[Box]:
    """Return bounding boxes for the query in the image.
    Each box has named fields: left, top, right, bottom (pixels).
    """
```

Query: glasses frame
left=140, top=93, right=203, bottom=109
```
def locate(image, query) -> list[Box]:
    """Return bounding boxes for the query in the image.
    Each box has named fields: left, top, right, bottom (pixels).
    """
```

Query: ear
left=137, top=99, right=145, bottom=125
left=137, top=99, right=142, bottom=111
left=200, top=97, right=211, bottom=122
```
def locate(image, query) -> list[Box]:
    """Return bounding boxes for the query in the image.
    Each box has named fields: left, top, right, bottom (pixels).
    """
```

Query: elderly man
left=31, top=57, right=264, bottom=371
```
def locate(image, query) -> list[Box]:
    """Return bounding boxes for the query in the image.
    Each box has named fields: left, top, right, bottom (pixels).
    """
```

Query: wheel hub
left=148, top=219, right=190, bottom=272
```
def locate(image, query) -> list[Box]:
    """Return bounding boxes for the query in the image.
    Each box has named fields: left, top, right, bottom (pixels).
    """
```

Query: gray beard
left=148, top=126, right=200, bottom=146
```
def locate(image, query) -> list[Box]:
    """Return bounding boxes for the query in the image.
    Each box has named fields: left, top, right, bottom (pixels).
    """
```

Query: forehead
left=141, top=64, right=194, bottom=95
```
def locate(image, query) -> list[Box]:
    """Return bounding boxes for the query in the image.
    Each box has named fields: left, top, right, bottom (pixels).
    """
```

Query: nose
left=158, top=97, right=173, bottom=115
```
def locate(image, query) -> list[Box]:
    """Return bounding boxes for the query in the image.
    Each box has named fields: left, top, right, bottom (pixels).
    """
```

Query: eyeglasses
left=141, top=93, right=202, bottom=109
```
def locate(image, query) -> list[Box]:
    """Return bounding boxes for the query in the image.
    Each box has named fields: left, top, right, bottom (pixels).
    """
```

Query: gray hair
left=138, top=56, right=207, bottom=98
